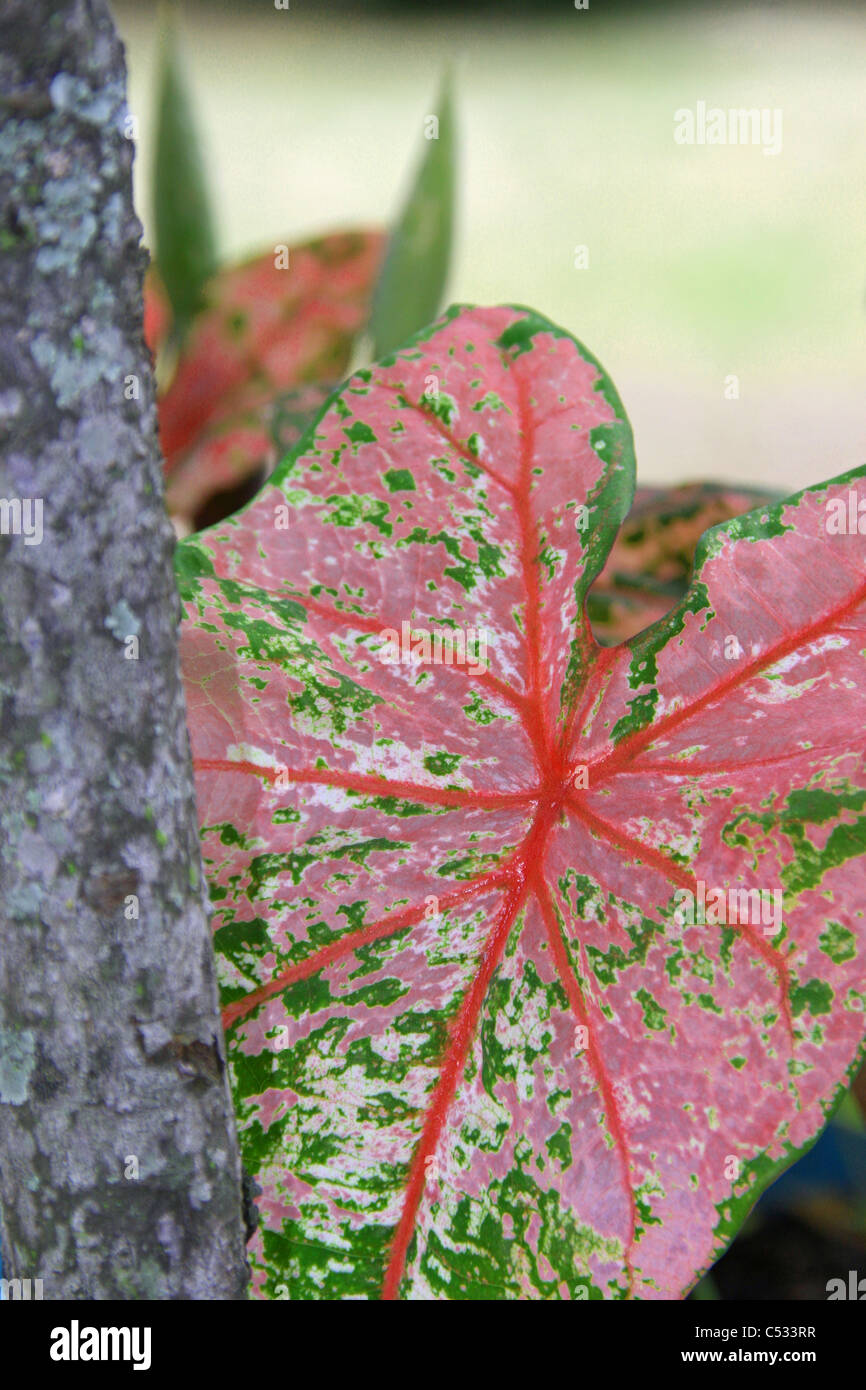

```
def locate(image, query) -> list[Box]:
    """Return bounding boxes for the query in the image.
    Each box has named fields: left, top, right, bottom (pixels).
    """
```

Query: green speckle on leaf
left=423, top=751, right=462, bottom=777
left=819, top=921, right=856, bottom=964
left=383, top=468, right=416, bottom=492
left=345, top=421, right=377, bottom=445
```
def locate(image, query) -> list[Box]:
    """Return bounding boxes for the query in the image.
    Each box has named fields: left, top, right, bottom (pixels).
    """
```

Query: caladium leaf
left=143, top=265, right=171, bottom=361
left=177, top=304, right=866, bottom=1300
left=590, top=483, right=781, bottom=645
left=150, top=231, right=383, bottom=524
left=164, top=383, right=332, bottom=533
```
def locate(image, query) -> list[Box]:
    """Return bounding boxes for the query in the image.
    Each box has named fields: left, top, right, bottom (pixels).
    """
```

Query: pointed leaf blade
left=369, top=76, right=456, bottom=359
left=152, top=15, right=218, bottom=339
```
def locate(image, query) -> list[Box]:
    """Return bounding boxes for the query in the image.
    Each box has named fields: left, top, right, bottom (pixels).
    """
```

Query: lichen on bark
left=0, top=0, right=249, bottom=1298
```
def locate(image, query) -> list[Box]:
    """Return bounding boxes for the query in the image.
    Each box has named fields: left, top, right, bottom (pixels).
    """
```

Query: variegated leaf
left=176, top=304, right=866, bottom=1300
left=147, top=231, right=384, bottom=525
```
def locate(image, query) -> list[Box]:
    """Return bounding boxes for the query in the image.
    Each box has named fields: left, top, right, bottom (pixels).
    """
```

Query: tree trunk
left=0, top=0, right=249, bottom=1298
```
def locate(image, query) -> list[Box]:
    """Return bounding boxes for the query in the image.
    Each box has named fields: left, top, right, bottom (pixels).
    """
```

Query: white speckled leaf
left=176, top=304, right=866, bottom=1299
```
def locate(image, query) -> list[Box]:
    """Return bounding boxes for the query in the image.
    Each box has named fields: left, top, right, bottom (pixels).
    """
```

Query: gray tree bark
left=0, top=0, right=249, bottom=1298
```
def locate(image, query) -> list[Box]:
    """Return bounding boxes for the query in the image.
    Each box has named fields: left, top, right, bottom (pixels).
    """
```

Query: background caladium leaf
left=143, top=264, right=172, bottom=365
left=176, top=303, right=866, bottom=1299
left=589, top=483, right=781, bottom=645
left=163, top=382, right=332, bottom=534
left=144, top=232, right=384, bottom=526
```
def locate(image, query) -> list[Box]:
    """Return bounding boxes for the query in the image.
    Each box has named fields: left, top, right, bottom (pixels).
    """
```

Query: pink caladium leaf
left=143, top=264, right=172, bottom=359
left=176, top=304, right=866, bottom=1300
left=146, top=230, right=384, bottom=524
left=164, top=383, right=332, bottom=533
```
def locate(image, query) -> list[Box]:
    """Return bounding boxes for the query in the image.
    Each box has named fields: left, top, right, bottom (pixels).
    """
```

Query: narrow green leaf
left=369, top=73, right=455, bottom=358
left=152, top=9, right=218, bottom=342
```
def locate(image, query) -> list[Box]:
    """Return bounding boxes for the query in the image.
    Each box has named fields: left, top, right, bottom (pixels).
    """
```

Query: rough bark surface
left=0, top=0, right=249, bottom=1298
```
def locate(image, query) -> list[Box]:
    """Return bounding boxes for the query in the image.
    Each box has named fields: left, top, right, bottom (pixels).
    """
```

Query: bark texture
left=0, top=0, right=249, bottom=1298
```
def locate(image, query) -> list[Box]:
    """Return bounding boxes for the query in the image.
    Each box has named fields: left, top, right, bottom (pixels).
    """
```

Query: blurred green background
left=115, top=0, right=866, bottom=494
